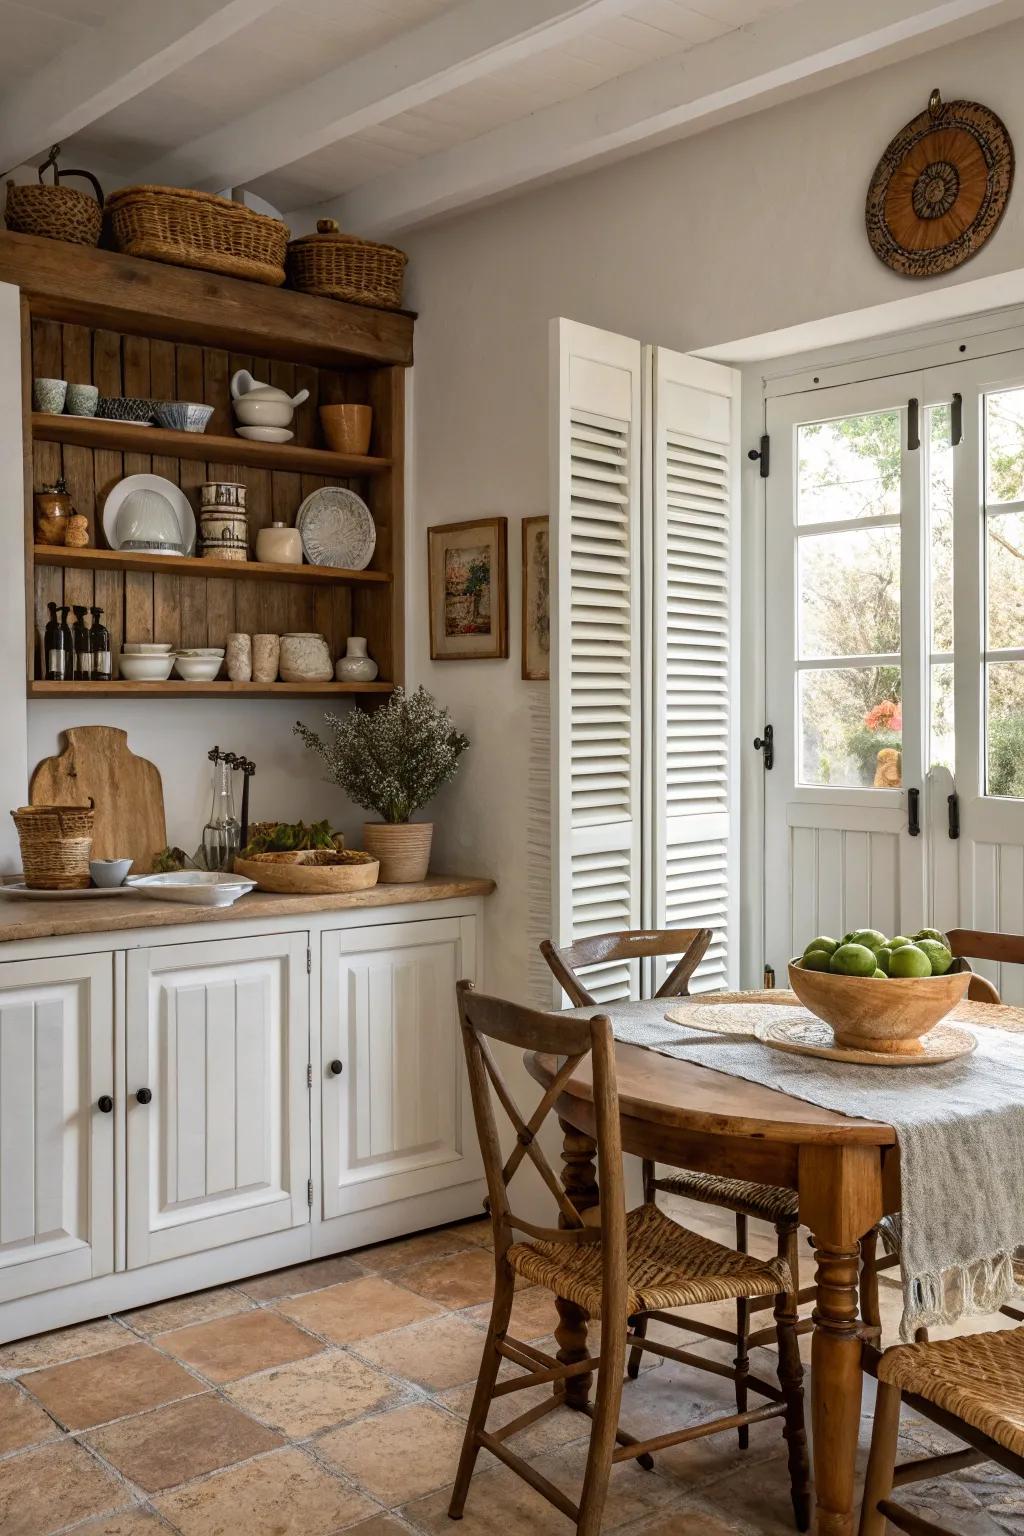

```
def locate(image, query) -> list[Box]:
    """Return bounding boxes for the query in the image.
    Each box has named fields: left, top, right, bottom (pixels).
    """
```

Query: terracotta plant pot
left=320, top=404, right=372, bottom=456
left=787, top=957, right=971, bottom=1053
left=362, top=821, right=432, bottom=883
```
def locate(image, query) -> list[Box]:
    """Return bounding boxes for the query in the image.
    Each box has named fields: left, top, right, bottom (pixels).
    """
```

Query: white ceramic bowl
left=121, top=642, right=173, bottom=655
left=90, top=858, right=132, bottom=888
left=174, top=653, right=223, bottom=681
left=233, top=397, right=294, bottom=428
left=115, top=488, right=183, bottom=554
left=175, top=647, right=225, bottom=658
left=118, top=653, right=175, bottom=681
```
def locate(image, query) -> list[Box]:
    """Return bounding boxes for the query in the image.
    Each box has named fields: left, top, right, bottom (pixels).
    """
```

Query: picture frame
left=521, top=515, right=550, bottom=680
left=428, top=516, right=509, bottom=661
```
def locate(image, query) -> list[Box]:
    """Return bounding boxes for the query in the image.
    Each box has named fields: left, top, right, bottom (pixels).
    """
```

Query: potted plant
left=294, top=686, right=469, bottom=883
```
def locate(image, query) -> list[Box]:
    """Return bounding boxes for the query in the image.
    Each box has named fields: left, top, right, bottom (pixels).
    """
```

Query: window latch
left=753, top=724, right=774, bottom=770
left=947, top=791, right=960, bottom=840
left=908, top=786, right=921, bottom=837
left=950, top=392, right=963, bottom=447
left=907, top=398, right=920, bottom=451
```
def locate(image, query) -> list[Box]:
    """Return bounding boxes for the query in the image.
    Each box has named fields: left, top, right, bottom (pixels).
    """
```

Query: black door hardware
left=754, top=724, right=774, bottom=771
left=951, top=392, right=963, bottom=447
left=136, top=1087, right=152, bottom=1105
left=329, top=1060, right=343, bottom=1075
left=948, top=791, right=960, bottom=840
left=747, top=435, right=770, bottom=478
left=97, top=1095, right=113, bottom=1113
left=908, top=398, right=920, bottom=451
left=908, top=787, right=921, bottom=837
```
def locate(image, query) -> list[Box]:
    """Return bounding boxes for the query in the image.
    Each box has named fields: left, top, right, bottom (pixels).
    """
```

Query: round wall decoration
left=865, top=88, right=1014, bottom=278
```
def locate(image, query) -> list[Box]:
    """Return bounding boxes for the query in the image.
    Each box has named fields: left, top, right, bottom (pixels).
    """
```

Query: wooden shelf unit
left=29, top=680, right=394, bottom=699
left=6, top=231, right=408, bottom=697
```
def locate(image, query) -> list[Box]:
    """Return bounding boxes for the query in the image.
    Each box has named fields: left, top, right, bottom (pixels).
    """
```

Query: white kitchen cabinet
left=126, top=932, right=310, bottom=1268
left=0, top=953, right=114, bottom=1303
left=321, top=915, right=482, bottom=1217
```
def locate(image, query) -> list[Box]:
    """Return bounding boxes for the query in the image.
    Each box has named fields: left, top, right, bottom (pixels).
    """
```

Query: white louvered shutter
left=550, top=320, right=642, bottom=1003
left=646, top=347, right=740, bottom=993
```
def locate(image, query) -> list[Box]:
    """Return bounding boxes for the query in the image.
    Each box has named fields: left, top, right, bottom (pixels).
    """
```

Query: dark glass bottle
left=44, top=601, right=72, bottom=680
left=71, top=606, right=92, bottom=681
left=90, top=605, right=111, bottom=682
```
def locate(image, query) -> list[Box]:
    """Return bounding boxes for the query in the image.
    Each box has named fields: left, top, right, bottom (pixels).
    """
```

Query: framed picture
left=428, top=516, right=509, bottom=661
left=521, top=516, right=550, bottom=680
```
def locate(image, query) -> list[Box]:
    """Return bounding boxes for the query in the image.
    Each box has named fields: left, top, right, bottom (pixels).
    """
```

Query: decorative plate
left=754, top=1016, right=977, bottom=1067
left=664, top=1001, right=800, bottom=1037
left=0, top=883, right=135, bottom=900
left=296, top=486, right=375, bottom=570
left=102, top=474, right=196, bottom=556
left=866, top=89, right=1014, bottom=278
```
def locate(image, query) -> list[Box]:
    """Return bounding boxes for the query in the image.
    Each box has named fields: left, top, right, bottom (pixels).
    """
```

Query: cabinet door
left=0, top=953, right=114, bottom=1303
left=321, top=916, right=482, bottom=1218
left=126, top=932, right=309, bottom=1269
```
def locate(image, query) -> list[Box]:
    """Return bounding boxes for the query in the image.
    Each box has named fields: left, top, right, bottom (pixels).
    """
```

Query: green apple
left=913, top=928, right=949, bottom=946
left=888, top=936, right=912, bottom=949
left=889, top=945, right=932, bottom=979
left=873, top=968, right=887, bottom=979
left=916, top=939, right=953, bottom=975
left=829, top=943, right=878, bottom=977
left=803, top=936, right=839, bottom=958
left=848, top=928, right=888, bottom=952
left=800, top=949, right=832, bottom=972
left=875, top=946, right=893, bottom=975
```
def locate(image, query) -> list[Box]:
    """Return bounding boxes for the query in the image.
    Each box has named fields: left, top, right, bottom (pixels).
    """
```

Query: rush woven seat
left=877, top=1329, right=1024, bottom=1459
left=655, top=1170, right=799, bottom=1223
left=509, top=1200, right=792, bottom=1318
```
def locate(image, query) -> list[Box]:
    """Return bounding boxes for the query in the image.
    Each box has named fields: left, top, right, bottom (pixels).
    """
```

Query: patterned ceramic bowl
left=153, top=401, right=214, bottom=433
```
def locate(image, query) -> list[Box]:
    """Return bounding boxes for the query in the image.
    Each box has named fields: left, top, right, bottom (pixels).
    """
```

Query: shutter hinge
left=306, top=1062, right=313, bottom=1088
left=753, top=724, right=774, bottom=770
left=306, top=946, right=312, bottom=974
left=307, top=1178, right=314, bottom=1207
left=747, top=434, right=770, bottom=478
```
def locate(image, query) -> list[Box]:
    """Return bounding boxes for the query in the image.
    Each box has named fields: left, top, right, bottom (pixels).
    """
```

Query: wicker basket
left=106, top=186, right=288, bottom=286
left=287, top=220, right=407, bottom=309
left=11, top=804, right=95, bottom=890
left=362, top=822, right=432, bottom=883
left=4, top=145, right=103, bottom=246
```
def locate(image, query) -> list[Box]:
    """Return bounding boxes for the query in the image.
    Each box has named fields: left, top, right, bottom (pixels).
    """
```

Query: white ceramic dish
left=127, top=872, right=255, bottom=908
left=0, top=883, right=135, bottom=900
left=176, top=648, right=225, bottom=658
left=103, top=474, right=196, bottom=556
left=296, top=486, right=376, bottom=570
left=173, top=654, right=223, bottom=681
left=118, top=653, right=175, bottom=681
left=90, top=858, right=132, bottom=888
left=122, top=642, right=173, bottom=655
left=233, top=397, right=294, bottom=428
left=153, top=401, right=214, bottom=433
left=235, top=425, right=294, bottom=444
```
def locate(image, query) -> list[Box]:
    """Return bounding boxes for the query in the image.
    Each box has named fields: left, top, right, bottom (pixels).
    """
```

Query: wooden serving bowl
left=787, top=957, right=971, bottom=1053
left=234, top=849, right=379, bottom=895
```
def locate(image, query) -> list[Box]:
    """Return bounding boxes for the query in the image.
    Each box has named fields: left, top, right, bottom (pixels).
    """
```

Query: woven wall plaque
left=865, top=89, right=1014, bottom=278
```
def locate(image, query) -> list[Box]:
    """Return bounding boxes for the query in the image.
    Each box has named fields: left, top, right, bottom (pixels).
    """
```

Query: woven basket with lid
left=106, top=186, right=288, bottom=286
left=4, top=144, right=103, bottom=246
left=11, top=804, right=94, bottom=890
left=287, top=220, right=407, bottom=309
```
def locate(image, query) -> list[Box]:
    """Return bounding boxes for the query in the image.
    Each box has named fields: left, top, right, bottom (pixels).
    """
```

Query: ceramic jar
left=65, top=383, right=99, bottom=417
left=34, top=479, right=73, bottom=545
left=226, top=633, right=252, bottom=682
left=255, top=521, right=303, bottom=565
left=33, top=378, right=66, bottom=414
left=279, top=632, right=333, bottom=683
left=201, top=481, right=246, bottom=509
left=200, top=507, right=248, bottom=562
left=252, top=633, right=280, bottom=683
left=335, top=636, right=378, bottom=683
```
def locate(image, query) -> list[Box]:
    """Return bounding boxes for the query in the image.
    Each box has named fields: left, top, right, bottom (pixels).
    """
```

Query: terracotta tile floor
left=0, top=1197, right=1018, bottom=1536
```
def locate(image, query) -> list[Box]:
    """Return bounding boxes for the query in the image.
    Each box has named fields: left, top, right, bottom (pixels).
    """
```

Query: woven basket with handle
left=11, top=804, right=94, bottom=890
left=287, top=220, right=407, bottom=309
left=106, top=186, right=288, bottom=286
left=4, top=144, right=103, bottom=246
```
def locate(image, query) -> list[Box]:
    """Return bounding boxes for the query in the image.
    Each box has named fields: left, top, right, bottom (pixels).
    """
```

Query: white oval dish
left=103, top=474, right=196, bottom=556
left=127, top=872, right=255, bottom=908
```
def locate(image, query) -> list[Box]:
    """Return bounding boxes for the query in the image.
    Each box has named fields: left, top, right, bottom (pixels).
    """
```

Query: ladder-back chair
left=540, top=928, right=814, bottom=1438
left=450, top=980, right=810, bottom=1535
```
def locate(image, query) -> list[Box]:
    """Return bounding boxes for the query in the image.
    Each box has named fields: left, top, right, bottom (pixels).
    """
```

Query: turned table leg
left=555, top=1116, right=600, bottom=1409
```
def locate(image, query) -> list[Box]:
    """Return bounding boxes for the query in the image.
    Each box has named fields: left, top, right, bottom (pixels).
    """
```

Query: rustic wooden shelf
left=32, top=413, right=391, bottom=477
left=34, top=545, right=390, bottom=587
left=29, top=680, right=394, bottom=699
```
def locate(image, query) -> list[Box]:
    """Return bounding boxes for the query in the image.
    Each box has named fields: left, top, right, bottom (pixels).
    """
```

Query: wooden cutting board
left=30, top=726, right=167, bottom=874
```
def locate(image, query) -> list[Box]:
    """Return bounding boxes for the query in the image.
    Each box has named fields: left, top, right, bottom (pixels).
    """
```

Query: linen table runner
left=559, top=998, right=1024, bottom=1338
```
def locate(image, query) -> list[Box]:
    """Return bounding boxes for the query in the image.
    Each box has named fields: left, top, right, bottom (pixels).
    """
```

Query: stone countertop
left=0, top=875, right=496, bottom=944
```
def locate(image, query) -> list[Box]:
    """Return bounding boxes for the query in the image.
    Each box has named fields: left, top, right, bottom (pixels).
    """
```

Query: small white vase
left=335, top=636, right=378, bottom=683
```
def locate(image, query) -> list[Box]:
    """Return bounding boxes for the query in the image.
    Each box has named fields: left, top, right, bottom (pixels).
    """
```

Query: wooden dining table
left=526, top=1031, right=903, bottom=1536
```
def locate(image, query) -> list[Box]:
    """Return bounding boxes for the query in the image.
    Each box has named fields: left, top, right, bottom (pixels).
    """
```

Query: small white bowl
left=122, top=642, right=173, bottom=655
left=90, top=858, right=132, bottom=888
left=174, top=653, right=223, bottom=681
left=118, top=653, right=175, bottom=681
left=175, top=647, right=225, bottom=658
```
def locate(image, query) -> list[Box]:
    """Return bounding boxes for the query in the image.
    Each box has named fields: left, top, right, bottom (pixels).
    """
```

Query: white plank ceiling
left=2, top=0, right=1022, bottom=234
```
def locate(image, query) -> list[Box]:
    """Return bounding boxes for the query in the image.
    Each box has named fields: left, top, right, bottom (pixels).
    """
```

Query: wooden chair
left=449, top=980, right=810, bottom=1536
left=859, top=1329, right=1024, bottom=1535
left=540, top=928, right=814, bottom=1441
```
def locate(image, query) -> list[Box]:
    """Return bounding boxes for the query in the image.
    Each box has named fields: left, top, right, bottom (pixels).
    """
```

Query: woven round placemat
left=754, top=1016, right=977, bottom=1067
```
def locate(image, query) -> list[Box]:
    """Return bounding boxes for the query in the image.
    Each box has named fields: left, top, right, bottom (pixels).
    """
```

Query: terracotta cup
left=319, top=404, right=372, bottom=456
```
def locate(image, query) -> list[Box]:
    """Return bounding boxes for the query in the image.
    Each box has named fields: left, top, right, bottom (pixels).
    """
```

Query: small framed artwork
left=521, top=516, right=550, bottom=680
left=428, top=516, right=509, bottom=661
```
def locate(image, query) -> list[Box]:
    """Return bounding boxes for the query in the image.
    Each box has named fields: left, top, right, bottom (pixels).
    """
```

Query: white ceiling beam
left=0, top=0, right=284, bottom=176
left=316, top=0, right=1024, bottom=236
left=139, top=0, right=637, bottom=194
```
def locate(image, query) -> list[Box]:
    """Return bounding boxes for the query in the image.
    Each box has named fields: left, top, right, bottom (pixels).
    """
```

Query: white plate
left=103, top=474, right=196, bottom=556
left=235, top=425, right=294, bottom=444
left=128, top=872, right=256, bottom=908
left=296, top=486, right=375, bottom=570
left=0, top=883, right=136, bottom=900
left=103, top=418, right=151, bottom=427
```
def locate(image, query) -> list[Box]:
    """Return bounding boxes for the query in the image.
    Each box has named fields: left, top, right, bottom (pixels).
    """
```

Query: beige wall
left=401, top=17, right=1024, bottom=997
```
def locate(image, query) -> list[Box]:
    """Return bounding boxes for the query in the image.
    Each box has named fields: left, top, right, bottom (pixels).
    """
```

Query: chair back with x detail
left=540, top=927, right=712, bottom=1007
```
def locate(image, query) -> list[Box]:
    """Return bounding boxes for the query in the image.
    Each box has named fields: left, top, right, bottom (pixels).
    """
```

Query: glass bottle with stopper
left=90, top=606, right=111, bottom=682
left=202, top=745, right=241, bottom=870
left=71, top=606, right=92, bottom=681
left=44, top=602, right=73, bottom=680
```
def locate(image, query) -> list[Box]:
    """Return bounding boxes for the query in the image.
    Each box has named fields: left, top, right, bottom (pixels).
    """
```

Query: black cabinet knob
left=136, top=1087, right=153, bottom=1105
left=97, top=1095, right=113, bottom=1113
left=329, top=1059, right=343, bottom=1075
